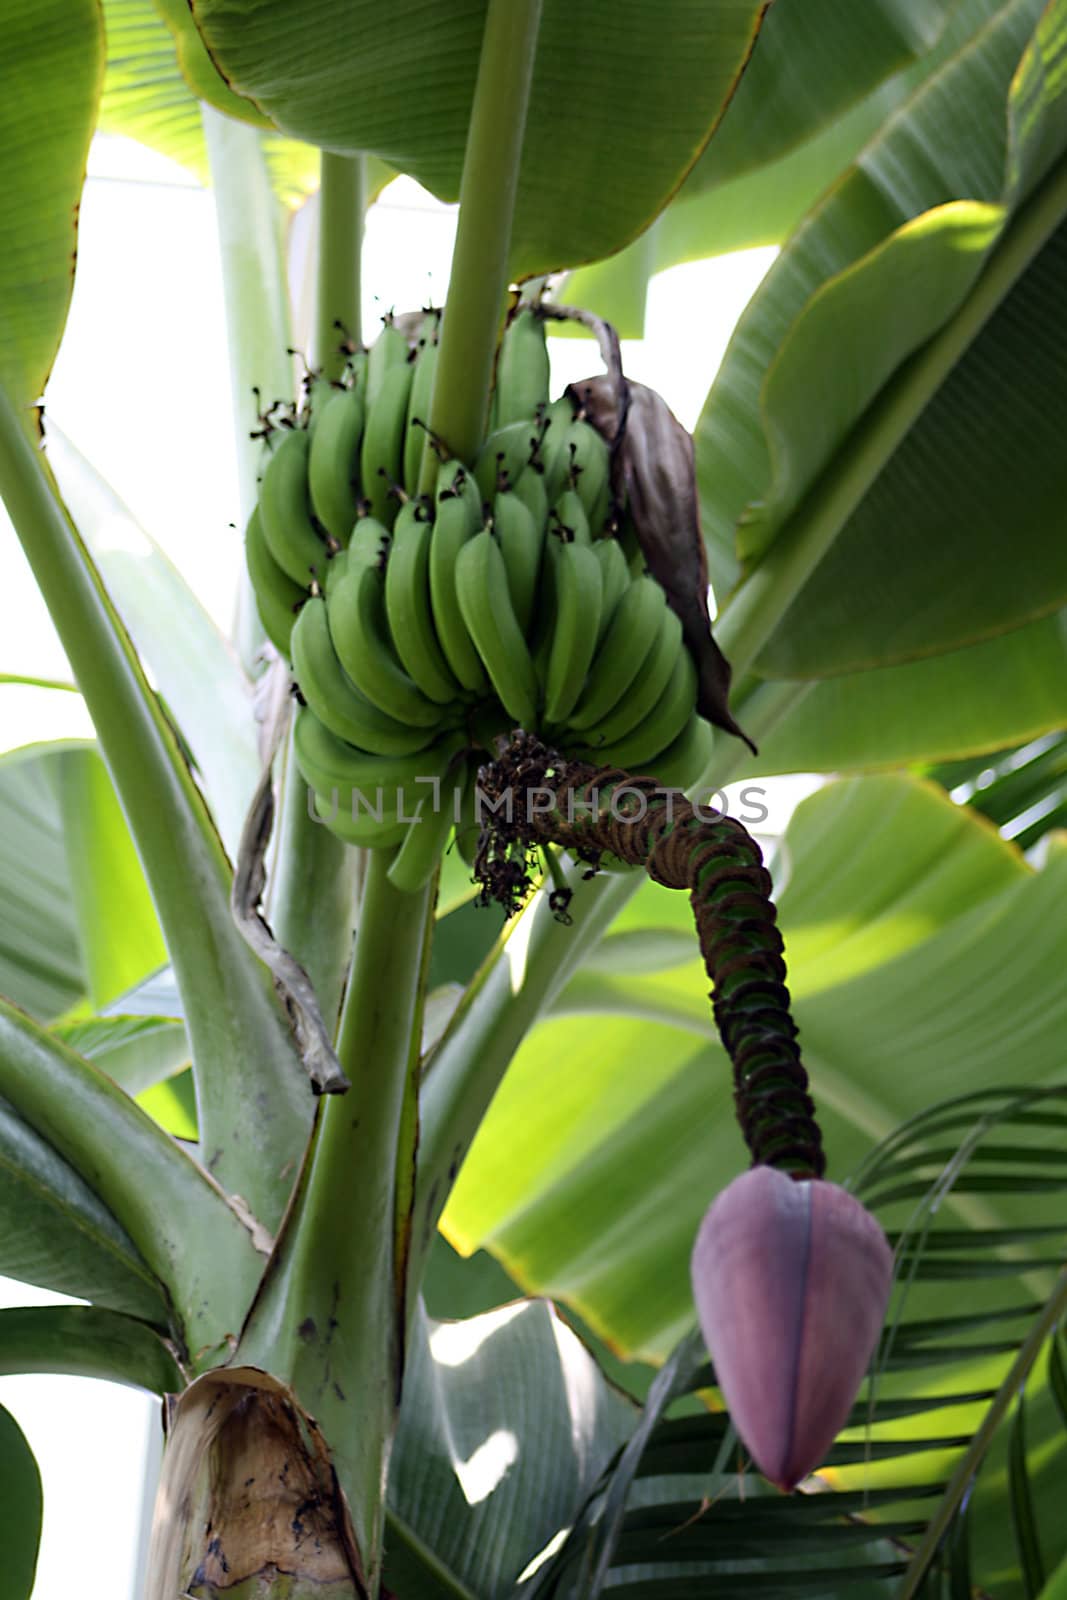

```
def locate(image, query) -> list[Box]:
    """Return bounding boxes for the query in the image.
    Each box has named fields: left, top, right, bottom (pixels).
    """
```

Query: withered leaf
left=568, top=374, right=756, bottom=755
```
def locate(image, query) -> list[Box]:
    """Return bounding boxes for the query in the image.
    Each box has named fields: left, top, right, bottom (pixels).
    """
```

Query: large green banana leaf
left=186, top=0, right=768, bottom=279
left=45, top=425, right=261, bottom=858
left=0, top=741, right=165, bottom=1019
left=384, top=1297, right=634, bottom=1598
left=0, top=1092, right=169, bottom=1322
left=0, top=0, right=103, bottom=405
left=100, top=0, right=320, bottom=203
left=0, top=1403, right=41, bottom=1600
left=440, top=773, right=1065, bottom=1363
left=0, top=1305, right=182, bottom=1392
left=696, top=0, right=1067, bottom=685
left=0, top=742, right=88, bottom=1020
left=729, top=608, right=1067, bottom=777
left=685, top=0, right=958, bottom=195
left=563, top=0, right=1006, bottom=330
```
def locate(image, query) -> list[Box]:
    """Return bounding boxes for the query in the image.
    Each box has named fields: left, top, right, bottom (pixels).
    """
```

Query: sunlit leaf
left=697, top=0, right=1067, bottom=687
left=0, top=0, right=103, bottom=404
left=385, top=1297, right=634, bottom=1599
left=188, top=0, right=769, bottom=278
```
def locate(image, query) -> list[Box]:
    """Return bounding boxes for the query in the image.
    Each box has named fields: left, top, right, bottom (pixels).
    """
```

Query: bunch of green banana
left=244, top=315, right=435, bottom=648
left=246, top=310, right=712, bottom=893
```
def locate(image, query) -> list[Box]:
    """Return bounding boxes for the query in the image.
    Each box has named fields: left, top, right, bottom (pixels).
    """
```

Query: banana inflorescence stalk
left=245, top=306, right=725, bottom=894
left=471, top=730, right=826, bottom=1180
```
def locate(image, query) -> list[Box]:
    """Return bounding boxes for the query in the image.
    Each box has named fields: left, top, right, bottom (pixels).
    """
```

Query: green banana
left=492, top=488, right=544, bottom=636
left=494, top=308, right=550, bottom=427
left=365, top=320, right=409, bottom=410
left=592, top=537, right=631, bottom=646
left=512, top=460, right=549, bottom=530
left=322, top=542, right=351, bottom=598
left=347, top=514, right=394, bottom=573
left=530, top=533, right=560, bottom=674
left=565, top=416, right=611, bottom=532
left=385, top=500, right=462, bottom=704
left=567, top=573, right=667, bottom=732
left=308, top=384, right=365, bottom=544
left=310, top=789, right=410, bottom=849
left=550, top=487, right=591, bottom=546
left=403, top=313, right=440, bottom=493
left=326, top=560, right=444, bottom=727
left=360, top=357, right=414, bottom=527
left=543, top=539, right=603, bottom=726
left=438, top=458, right=484, bottom=521
left=651, top=712, right=713, bottom=791
left=455, top=529, right=540, bottom=728
left=386, top=739, right=468, bottom=894
left=428, top=484, right=488, bottom=693
left=474, top=419, right=540, bottom=499
left=581, top=648, right=697, bottom=771
left=290, top=595, right=439, bottom=756
left=244, top=505, right=305, bottom=656
left=258, top=427, right=332, bottom=587
left=539, top=396, right=577, bottom=501
left=301, top=373, right=336, bottom=435
left=578, top=603, right=682, bottom=746
left=293, top=707, right=434, bottom=845
left=345, top=348, right=369, bottom=391
left=614, top=508, right=646, bottom=579
left=454, top=758, right=482, bottom=868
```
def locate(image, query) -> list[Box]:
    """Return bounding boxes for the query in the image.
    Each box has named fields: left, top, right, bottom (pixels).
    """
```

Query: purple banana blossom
left=690, top=1165, right=894, bottom=1491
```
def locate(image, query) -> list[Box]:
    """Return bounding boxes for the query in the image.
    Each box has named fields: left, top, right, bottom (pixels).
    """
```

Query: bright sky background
left=0, top=134, right=796, bottom=1599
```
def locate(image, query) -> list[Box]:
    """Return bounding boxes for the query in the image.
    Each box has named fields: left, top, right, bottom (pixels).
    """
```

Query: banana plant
left=2, top=1, right=1067, bottom=1597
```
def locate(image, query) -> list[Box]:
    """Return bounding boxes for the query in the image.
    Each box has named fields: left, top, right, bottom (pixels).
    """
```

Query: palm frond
left=518, top=1086, right=1067, bottom=1600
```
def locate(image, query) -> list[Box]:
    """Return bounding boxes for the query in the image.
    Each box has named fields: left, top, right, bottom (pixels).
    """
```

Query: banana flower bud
left=690, top=1164, right=894, bottom=1490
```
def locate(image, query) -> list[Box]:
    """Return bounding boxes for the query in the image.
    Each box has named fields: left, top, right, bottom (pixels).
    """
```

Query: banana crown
left=245, top=310, right=710, bottom=891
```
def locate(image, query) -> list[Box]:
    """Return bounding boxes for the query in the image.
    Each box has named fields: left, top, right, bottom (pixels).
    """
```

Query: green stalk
left=716, top=151, right=1067, bottom=680
left=315, top=152, right=364, bottom=370
left=269, top=736, right=359, bottom=1034
left=0, top=381, right=310, bottom=1234
left=414, top=866, right=633, bottom=1288
left=269, top=152, right=367, bottom=1016
left=202, top=108, right=293, bottom=672
left=238, top=853, right=434, bottom=1594
left=419, top=0, right=543, bottom=486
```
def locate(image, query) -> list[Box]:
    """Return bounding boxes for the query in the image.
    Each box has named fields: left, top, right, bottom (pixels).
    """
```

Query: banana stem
left=420, top=0, right=543, bottom=487
left=237, top=852, right=435, bottom=1594
left=315, top=152, right=365, bottom=375
left=269, top=730, right=359, bottom=1034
